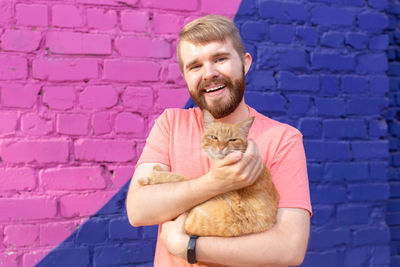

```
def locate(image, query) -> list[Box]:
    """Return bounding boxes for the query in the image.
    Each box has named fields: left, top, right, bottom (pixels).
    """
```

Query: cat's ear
left=202, top=110, right=215, bottom=130
left=238, top=117, right=255, bottom=136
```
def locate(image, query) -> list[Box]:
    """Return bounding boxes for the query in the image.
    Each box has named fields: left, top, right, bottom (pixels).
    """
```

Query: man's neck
left=215, top=100, right=249, bottom=124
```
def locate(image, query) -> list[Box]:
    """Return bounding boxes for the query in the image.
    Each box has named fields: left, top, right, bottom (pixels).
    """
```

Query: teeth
left=205, top=85, right=225, bottom=93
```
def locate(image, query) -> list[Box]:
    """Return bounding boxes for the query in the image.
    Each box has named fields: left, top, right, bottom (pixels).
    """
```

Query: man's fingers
left=252, top=159, right=264, bottom=182
left=217, top=140, right=258, bottom=168
left=245, top=139, right=259, bottom=155
left=175, top=212, right=188, bottom=222
left=242, top=140, right=263, bottom=183
left=242, top=155, right=262, bottom=179
left=217, top=151, right=242, bottom=167
left=239, top=139, right=259, bottom=167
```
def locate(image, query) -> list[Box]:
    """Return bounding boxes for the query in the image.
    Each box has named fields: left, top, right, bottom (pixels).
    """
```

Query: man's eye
left=216, top=57, right=226, bottom=62
left=190, top=65, right=200, bottom=70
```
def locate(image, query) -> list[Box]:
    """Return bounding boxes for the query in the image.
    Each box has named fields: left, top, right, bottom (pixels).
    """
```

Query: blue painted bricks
left=311, top=6, right=356, bottom=26
left=388, top=0, right=400, bottom=266
left=358, top=12, right=389, bottom=32
left=321, top=31, right=345, bottom=48
left=37, top=182, right=158, bottom=267
left=237, top=0, right=392, bottom=266
left=346, top=32, right=368, bottom=49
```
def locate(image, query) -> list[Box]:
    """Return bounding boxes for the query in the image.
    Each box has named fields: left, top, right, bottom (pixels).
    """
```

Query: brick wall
left=0, top=0, right=394, bottom=266
left=238, top=0, right=390, bottom=266
left=387, top=0, right=400, bottom=266
left=0, top=1, right=241, bottom=266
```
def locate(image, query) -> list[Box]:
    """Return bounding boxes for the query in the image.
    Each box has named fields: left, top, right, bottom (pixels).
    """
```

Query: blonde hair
left=177, top=15, right=246, bottom=71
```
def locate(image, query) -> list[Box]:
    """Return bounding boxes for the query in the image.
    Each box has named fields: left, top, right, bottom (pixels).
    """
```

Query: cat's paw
left=137, top=177, right=152, bottom=185
left=152, top=165, right=163, bottom=171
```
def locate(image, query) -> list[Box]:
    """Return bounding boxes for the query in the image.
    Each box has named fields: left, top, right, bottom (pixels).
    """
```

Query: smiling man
left=181, top=41, right=248, bottom=121
left=126, top=15, right=312, bottom=267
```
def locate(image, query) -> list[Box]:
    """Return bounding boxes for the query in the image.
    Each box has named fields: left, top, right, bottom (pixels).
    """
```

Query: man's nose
left=203, top=63, right=219, bottom=80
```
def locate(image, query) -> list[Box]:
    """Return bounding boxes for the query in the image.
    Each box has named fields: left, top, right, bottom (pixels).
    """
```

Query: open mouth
left=204, top=85, right=226, bottom=93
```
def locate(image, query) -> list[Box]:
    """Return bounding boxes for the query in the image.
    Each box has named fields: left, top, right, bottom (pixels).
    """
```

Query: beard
left=188, top=68, right=246, bottom=119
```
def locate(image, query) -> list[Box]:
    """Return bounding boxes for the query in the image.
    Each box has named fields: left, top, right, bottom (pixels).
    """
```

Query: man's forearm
left=126, top=162, right=229, bottom=226
left=160, top=208, right=310, bottom=267
left=197, top=230, right=294, bottom=267
left=126, top=151, right=255, bottom=227
left=195, top=209, right=310, bottom=267
left=127, top=174, right=219, bottom=226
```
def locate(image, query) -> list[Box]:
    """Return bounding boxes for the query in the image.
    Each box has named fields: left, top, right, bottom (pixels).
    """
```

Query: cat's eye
left=229, top=138, right=238, bottom=142
left=210, top=135, right=218, bottom=140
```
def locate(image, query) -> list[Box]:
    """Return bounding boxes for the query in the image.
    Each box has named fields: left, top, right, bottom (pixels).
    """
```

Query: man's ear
left=244, top=52, right=252, bottom=75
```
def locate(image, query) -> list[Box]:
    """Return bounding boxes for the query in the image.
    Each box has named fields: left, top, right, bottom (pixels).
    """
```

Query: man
left=126, top=15, right=312, bottom=267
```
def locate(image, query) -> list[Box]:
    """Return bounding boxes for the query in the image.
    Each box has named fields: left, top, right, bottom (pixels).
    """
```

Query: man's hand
left=207, top=139, right=264, bottom=194
left=161, top=213, right=190, bottom=259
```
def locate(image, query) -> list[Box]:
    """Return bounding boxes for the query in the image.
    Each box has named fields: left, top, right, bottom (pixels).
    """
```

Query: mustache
left=197, top=76, right=233, bottom=92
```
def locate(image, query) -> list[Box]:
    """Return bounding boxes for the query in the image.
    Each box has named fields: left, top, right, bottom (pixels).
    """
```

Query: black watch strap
left=187, top=235, right=199, bottom=264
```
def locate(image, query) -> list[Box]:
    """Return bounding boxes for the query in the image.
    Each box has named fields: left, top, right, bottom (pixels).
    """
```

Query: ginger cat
left=138, top=110, right=279, bottom=237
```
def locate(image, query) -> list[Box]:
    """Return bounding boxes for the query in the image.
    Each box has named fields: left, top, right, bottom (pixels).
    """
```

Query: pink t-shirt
left=137, top=106, right=312, bottom=267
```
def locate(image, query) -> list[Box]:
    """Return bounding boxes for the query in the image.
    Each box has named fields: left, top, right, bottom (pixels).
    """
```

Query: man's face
left=179, top=39, right=251, bottom=119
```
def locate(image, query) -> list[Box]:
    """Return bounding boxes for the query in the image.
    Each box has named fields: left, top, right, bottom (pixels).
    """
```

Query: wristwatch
left=187, top=235, right=199, bottom=264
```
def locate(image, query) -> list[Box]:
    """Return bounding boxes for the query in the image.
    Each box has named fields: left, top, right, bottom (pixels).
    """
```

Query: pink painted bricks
left=21, top=113, right=53, bottom=136
left=142, top=0, right=198, bottom=11
left=0, top=55, right=27, bottom=80
left=52, top=5, right=84, bottom=28
left=122, top=87, right=154, bottom=112
left=0, top=1, right=241, bottom=265
left=0, top=197, right=57, bottom=221
left=42, top=86, right=76, bottom=110
left=1, top=29, right=42, bottom=52
left=1, top=83, right=39, bottom=108
left=92, top=112, right=112, bottom=135
left=15, top=4, right=48, bottom=27
left=40, top=167, right=106, bottom=191
left=46, top=32, right=112, bottom=55
left=153, top=13, right=184, bottom=34
left=59, top=192, right=116, bottom=218
left=4, top=225, right=39, bottom=247
left=56, top=113, right=89, bottom=135
left=0, top=168, right=36, bottom=191
left=114, top=36, right=171, bottom=58
left=74, top=139, right=136, bottom=162
left=121, top=11, right=150, bottom=32
left=79, top=85, right=118, bottom=109
left=33, top=58, right=98, bottom=81
left=115, top=112, right=146, bottom=136
left=0, top=112, right=18, bottom=135
left=0, top=139, right=70, bottom=164
left=87, top=8, right=117, bottom=30
left=103, top=59, right=160, bottom=82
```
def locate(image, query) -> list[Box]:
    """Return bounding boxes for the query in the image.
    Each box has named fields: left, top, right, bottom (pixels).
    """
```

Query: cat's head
left=201, top=110, right=255, bottom=161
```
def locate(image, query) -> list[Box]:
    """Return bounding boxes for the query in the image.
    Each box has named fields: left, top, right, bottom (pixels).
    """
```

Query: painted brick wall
left=234, top=0, right=390, bottom=266
left=0, top=1, right=241, bottom=266
left=387, top=0, right=400, bottom=266
left=0, top=0, right=394, bottom=266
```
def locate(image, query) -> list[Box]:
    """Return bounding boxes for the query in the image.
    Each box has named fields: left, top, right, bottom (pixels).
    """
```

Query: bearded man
left=126, top=15, right=312, bottom=267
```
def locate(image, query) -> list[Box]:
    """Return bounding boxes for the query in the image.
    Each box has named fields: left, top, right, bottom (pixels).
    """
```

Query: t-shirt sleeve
left=136, top=110, right=171, bottom=167
left=270, top=132, right=312, bottom=216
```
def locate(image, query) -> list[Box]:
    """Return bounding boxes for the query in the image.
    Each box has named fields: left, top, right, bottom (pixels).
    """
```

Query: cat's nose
left=218, top=145, right=225, bottom=151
